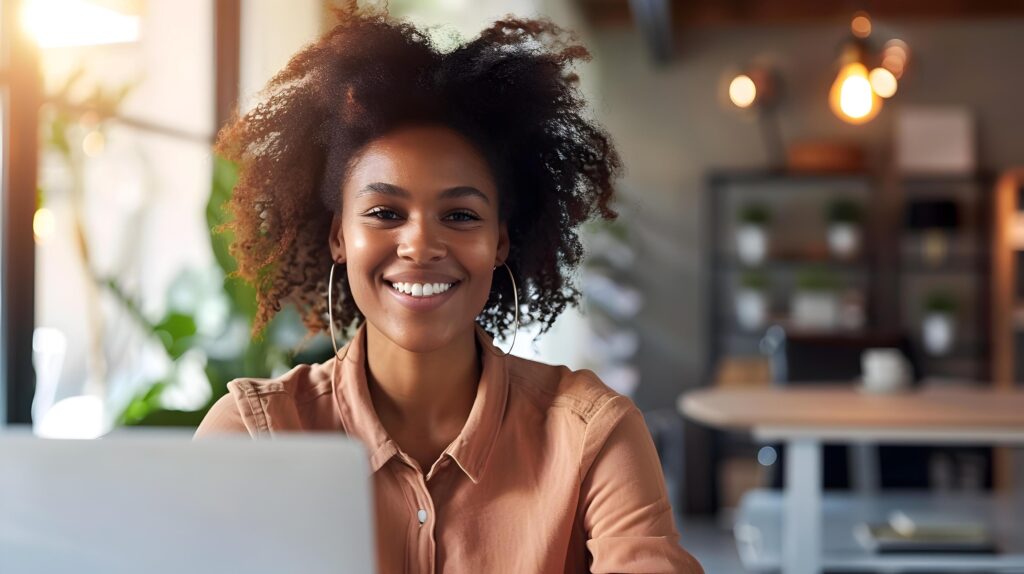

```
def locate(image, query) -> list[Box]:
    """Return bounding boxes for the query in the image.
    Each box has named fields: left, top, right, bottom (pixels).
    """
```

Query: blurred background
left=3, top=0, right=1024, bottom=570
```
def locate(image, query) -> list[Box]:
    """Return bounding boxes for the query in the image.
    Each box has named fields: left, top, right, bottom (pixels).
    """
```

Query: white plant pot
left=736, top=224, right=767, bottom=264
left=735, top=289, right=768, bottom=330
left=923, top=312, right=955, bottom=355
left=791, top=291, right=839, bottom=330
left=827, top=223, right=861, bottom=259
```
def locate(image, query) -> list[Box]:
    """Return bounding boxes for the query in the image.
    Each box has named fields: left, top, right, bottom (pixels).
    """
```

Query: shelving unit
left=699, top=169, right=996, bottom=512
left=897, top=175, right=992, bottom=382
left=991, top=168, right=1024, bottom=492
left=992, top=169, right=1024, bottom=387
left=707, top=171, right=880, bottom=365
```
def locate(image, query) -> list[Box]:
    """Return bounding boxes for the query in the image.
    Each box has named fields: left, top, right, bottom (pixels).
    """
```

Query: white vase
left=923, top=312, right=955, bottom=355
left=736, top=224, right=767, bottom=264
left=735, top=289, right=767, bottom=330
left=827, top=223, right=860, bottom=259
left=791, top=291, right=839, bottom=330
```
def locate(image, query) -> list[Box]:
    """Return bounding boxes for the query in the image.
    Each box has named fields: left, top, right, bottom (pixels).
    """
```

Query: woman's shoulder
left=193, top=359, right=339, bottom=438
left=504, top=355, right=634, bottom=424
left=225, top=359, right=337, bottom=405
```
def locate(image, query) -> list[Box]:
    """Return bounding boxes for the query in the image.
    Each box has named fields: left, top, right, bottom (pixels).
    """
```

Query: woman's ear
left=328, top=213, right=346, bottom=264
left=495, top=221, right=510, bottom=267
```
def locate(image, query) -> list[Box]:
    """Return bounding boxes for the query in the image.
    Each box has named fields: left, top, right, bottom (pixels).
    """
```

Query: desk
left=679, top=386, right=1024, bottom=574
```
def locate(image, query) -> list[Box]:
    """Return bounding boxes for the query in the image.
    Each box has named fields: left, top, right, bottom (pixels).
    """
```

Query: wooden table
left=679, top=385, right=1024, bottom=574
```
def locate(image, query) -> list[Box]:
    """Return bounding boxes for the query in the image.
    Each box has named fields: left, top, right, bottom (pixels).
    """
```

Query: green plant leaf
left=154, top=312, right=197, bottom=359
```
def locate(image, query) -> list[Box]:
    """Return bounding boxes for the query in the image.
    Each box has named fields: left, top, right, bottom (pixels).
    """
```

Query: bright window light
left=21, top=0, right=140, bottom=48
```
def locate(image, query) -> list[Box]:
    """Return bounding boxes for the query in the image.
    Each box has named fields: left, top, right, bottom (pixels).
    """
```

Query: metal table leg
left=784, top=438, right=822, bottom=574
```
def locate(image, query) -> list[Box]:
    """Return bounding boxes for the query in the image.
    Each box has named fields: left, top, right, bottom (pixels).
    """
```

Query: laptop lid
left=0, top=431, right=375, bottom=574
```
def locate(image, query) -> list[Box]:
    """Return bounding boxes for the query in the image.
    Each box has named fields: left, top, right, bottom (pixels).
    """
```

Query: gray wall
left=587, top=18, right=1024, bottom=411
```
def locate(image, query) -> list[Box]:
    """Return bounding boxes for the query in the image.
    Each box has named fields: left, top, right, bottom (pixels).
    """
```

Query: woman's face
left=330, top=125, right=509, bottom=353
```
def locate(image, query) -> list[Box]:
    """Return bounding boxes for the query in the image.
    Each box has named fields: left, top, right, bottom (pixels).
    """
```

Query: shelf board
left=718, top=256, right=871, bottom=270
left=734, top=489, right=1024, bottom=572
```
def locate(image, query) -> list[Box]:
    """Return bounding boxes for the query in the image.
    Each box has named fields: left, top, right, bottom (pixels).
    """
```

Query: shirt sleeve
left=579, top=396, right=704, bottom=574
left=193, top=393, right=250, bottom=439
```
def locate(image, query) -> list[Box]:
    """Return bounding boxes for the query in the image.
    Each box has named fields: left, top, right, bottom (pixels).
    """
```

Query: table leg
left=784, top=438, right=822, bottom=574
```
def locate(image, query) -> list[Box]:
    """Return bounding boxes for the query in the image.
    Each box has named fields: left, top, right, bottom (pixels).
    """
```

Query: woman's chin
left=370, top=321, right=468, bottom=355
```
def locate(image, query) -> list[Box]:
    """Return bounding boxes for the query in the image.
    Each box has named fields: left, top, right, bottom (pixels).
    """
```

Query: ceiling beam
left=579, top=0, right=1024, bottom=28
left=629, top=0, right=673, bottom=63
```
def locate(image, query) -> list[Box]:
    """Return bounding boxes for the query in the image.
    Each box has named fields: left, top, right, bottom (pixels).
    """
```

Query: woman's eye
left=364, top=207, right=400, bottom=220
left=446, top=211, right=480, bottom=222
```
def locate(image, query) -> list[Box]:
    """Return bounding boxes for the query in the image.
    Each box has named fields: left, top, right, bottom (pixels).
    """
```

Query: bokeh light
left=869, top=67, right=898, bottom=98
left=729, top=74, right=758, bottom=108
left=33, top=207, right=56, bottom=244
left=851, top=11, right=872, bottom=38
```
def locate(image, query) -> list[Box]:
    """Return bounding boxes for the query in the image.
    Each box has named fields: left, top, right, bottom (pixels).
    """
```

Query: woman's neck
left=363, top=322, right=480, bottom=435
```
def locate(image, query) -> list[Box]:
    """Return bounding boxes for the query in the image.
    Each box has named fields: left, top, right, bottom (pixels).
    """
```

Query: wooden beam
left=579, top=0, right=1024, bottom=28
left=629, top=0, right=673, bottom=63
left=214, top=0, right=241, bottom=131
left=2, top=0, right=41, bottom=425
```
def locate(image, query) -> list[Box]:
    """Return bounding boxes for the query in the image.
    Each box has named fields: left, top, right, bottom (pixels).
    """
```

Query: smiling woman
left=195, top=4, right=702, bottom=573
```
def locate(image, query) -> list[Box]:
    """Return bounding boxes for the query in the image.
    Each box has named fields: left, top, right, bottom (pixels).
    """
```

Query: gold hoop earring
left=328, top=261, right=344, bottom=359
left=495, top=262, right=520, bottom=356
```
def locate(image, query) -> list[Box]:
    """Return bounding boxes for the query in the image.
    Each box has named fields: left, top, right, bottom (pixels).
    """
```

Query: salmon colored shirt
left=194, top=323, right=702, bottom=574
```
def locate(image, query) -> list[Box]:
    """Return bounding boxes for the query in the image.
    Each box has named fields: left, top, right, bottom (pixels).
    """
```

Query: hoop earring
left=328, top=261, right=344, bottom=359
left=495, top=262, right=520, bottom=356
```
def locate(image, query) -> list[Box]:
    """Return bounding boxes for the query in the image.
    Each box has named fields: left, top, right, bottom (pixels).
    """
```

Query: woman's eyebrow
left=356, top=182, right=490, bottom=204
left=439, top=186, right=490, bottom=204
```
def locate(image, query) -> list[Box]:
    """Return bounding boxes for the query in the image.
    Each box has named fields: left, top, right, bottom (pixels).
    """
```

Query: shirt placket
left=401, top=458, right=437, bottom=574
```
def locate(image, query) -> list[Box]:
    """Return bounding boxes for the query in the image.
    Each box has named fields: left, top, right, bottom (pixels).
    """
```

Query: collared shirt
left=195, top=323, right=702, bottom=573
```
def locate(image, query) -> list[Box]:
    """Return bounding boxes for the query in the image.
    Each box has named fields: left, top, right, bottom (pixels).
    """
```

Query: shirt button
left=417, top=509, right=428, bottom=524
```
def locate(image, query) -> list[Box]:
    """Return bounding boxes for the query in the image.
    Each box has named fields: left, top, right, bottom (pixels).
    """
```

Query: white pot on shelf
left=827, top=223, right=861, bottom=259
left=736, top=224, right=768, bottom=264
left=735, top=289, right=768, bottom=330
left=922, top=312, right=955, bottom=355
left=791, top=291, right=839, bottom=330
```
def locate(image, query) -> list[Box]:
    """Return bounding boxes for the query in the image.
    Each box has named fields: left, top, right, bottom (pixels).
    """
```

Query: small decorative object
left=791, top=269, right=840, bottom=330
left=786, top=141, right=865, bottom=173
left=922, top=291, right=957, bottom=356
left=826, top=199, right=864, bottom=259
left=860, top=348, right=912, bottom=394
left=906, top=199, right=960, bottom=266
left=736, top=202, right=771, bottom=264
left=837, top=289, right=866, bottom=330
left=896, top=107, right=975, bottom=175
left=735, top=271, right=769, bottom=330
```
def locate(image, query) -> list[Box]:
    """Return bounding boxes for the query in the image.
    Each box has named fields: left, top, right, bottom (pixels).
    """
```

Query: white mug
left=861, top=348, right=911, bottom=393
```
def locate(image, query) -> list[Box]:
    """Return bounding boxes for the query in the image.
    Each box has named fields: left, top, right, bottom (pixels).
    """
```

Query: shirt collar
left=331, top=322, right=509, bottom=484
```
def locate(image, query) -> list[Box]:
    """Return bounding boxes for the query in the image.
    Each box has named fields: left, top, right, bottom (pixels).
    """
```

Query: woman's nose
left=396, top=219, right=446, bottom=263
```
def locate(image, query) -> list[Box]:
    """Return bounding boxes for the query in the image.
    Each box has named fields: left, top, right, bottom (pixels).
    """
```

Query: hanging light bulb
left=829, top=43, right=882, bottom=124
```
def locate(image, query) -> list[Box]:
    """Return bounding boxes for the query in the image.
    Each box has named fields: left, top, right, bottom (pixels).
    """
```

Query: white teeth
left=390, top=281, right=454, bottom=297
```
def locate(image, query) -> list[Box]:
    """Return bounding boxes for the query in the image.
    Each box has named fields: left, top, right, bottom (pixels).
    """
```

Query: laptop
left=0, top=429, right=375, bottom=574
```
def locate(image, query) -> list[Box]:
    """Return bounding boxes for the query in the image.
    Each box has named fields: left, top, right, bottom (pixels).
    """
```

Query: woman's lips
left=384, top=280, right=460, bottom=312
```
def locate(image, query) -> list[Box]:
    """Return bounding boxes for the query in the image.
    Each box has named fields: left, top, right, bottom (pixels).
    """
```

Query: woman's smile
left=384, top=278, right=462, bottom=312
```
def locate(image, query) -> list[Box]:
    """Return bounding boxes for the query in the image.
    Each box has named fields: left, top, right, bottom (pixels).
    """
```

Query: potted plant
left=826, top=198, right=863, bottom=259
left=736, top=202, right=771, bottom=264
left=791, top=268, right=841, bottom=330
left=922, top=291, right=957, bottom=355
left=735, top=270, right=769, bottom=330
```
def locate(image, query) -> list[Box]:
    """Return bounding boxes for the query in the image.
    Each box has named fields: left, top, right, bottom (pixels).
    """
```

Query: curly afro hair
left=215, top=4, right=621, bottom=341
